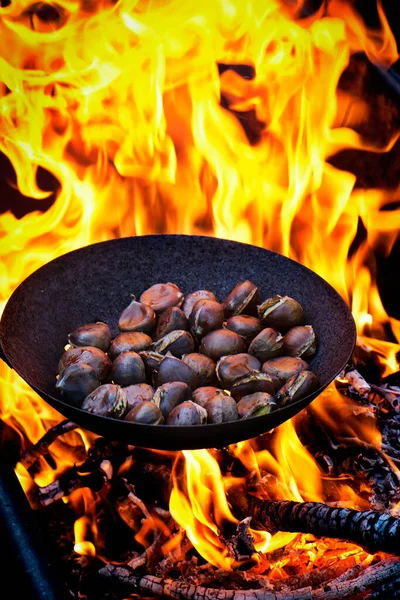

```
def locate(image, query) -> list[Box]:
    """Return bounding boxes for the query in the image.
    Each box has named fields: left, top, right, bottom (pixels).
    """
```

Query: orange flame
left=0, top=0, right=399, bottom=569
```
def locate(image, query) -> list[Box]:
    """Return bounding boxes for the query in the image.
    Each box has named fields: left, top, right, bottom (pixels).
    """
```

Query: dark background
left=0, top=0, right=399, bottom=320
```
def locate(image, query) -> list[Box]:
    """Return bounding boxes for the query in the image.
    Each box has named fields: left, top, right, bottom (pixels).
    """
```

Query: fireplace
left=1, top=1, right=400, bottom=599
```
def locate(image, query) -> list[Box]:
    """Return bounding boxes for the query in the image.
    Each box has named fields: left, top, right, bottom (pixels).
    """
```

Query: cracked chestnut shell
left=261, top=356, right=310, bottom=385
left=216, top=353, right=260, bottom=389
left=205, top=395, right=238, bottom=424
left=166, top=401, right=207, bottom=426
left=182, top=290, right=216, bottom=318
left=58, top=346, right=111, bottom=382
left=56, top=363, right=99, bottom=406
left=275, top=370, right=319, bottom=406
left=283, top=325, right=317, bottom=358
left=230, top=372, right=276, bottom=401
left=199, top=329, right=245, bottom=361
left=154, top=356, right=198, bottom=389
left=140, top=283, right=184, bottom=314
left=257, top=295, right=304, bottom=331
left=151, top=330, right=195, bottom=358
left=225, top=315, right=262, bottom=343
left=123, top=383, right=154, bottom=411
left=109, top=332, right=152, bottom=359
left=248, top=328, right=284, bottom=362
left=192, top=386, right=229, bottom=408
left=82, top=384, right=127, bottom=418
left=139, top=351, right=164, bottom=379
left=118, top=299, right=156, bottom=333
left=111, top=351, right=146, bottom=387
left=189, top=299, right=224, bottom=340
left=154, top=306, right=188, bottom=341
left=153, top=382, right=192, bottom=419
left=237, top=392, right=276, bottom=419
left=68, top=322, right=111, bottom=352
left=222, top=280, right=260, bottom=317
left=125, top=401, right=164, bottom=424
left=182, top=353, right=217, bottom=387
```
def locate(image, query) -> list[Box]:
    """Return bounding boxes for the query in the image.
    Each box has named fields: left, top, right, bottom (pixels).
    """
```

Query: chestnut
left=154, top=356, right=198, bottom=389
left=82, top=384, right=127, bottom=418
left=230, top=372, right=276, bottom=401
left=182, top=353, right=217, bottom=387
left=258, top=295, right=303, bottom=331
left=140, top=283, right=184, bottom=314
left=216, top=353, right=260, bottom=389
left=199, top=329, right=245, bottom=361
left=275, top=370, right=319, bottom=406
left=68, top=322, right=111, bottom=352
left=123, top=383, right=154, bottom=411
left=222, top=280, right=260, bottom=317
left=237, top=392, right=276, bottom=419
left=225, top=315, right=262, bottom=343
left=111, top=351, right=146, bottom=387
left=182, top=290, right=216, bottom=318
left=56, top=363, right=99, bottom=406
left=125, top=401, right=164, bottom=424
left=153, top=382, right=192, bottom=419
left=166, top=401, right=207, bottom=426
left=189, top=299, right=224, bottom=340
left=205, top=395, right=238, bottom=424
left=118, top=298, right=156, bottom=333
left=154, top=306, right=188, bottom=341
left=151, top=330, right=195, bottom=358
left=109, top=332, right=152, bottom=359
left=139, top=350, right=164, bottom=379
left=192, top=386, right=229, bottom=408
left=248, top=328, right=284, bottom=362
left=261, top=356, right=310, bottom=385
left=58, top=346, right=111, bottom=382
left=283, top=325, right=317, bottom=358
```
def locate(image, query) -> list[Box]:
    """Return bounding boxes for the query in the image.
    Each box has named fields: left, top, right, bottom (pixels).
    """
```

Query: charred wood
left=20, top=420, right=79, bottom=470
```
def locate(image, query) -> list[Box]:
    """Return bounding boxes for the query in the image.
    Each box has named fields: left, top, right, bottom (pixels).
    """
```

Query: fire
left=0, top=0, right=399, bottom=573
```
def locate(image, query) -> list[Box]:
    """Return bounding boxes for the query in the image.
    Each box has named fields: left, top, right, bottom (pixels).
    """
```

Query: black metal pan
left=0, top=235, right=356, bottom=450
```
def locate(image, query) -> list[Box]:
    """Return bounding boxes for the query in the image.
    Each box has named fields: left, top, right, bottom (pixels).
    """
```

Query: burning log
left=99, top=557, right=400, bottom=600
left=246, top=498, right=400, bottom=556
left=20, top=420, right=79, bottom=470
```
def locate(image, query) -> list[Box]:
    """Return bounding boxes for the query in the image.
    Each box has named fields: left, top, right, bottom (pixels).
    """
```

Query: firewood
left=246, top=498, right=400, bottom=556
left=20, top=420, right=79, bottom=470
left=99, top=557, right=400, bottom=600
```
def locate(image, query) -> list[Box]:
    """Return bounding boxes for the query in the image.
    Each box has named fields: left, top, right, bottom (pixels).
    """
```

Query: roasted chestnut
left=230, top=372, right=276, bottom=401
left=275, top=370, right=319, bottom=406
left=283, top=325, right=317, bottom=358
left=189, top=299, right=224, bottom=340
left=68, top=322, right=111, bottom=352
left=82, top=384, right=127, bottom=418
left=248, top=328, right=284, bottom=362
left=153, top=382, right=192, bottom=419
left=139, top=350, right=164, bottom=379
left=216, top=353, right=260, bottom=389
left=111, top=351, right=146, bottom=387
left=237, top=392, right=276, bottom=419
left=261, top=356, right=310, bottom=385
left=205, top=395, right=238, bottom=423
left=56, top=363, right=99, bottom=406
left=222, top=280, right=260, bottom=317
left=109, top=332, right=152, bottom=359
left=123, top=383, right=154, bottom=411
left=140, top=283, right=184, bottom=314
left=118, top=298, right=156, bottom=333
left=192, top=386, right=229, bottom=408
left=125, top=401, right=164, bottom=424
left=182, top=353, right=217, bottom=387
left=166, top=401, right=207, bottom=426
left=151, top=330, right=195, bottom=357
left=154, top=356, right=198, bottom=389
left=225, top=315, right=262, bottom=343
left=199, top=329, right=246, bottom=361
left=257, top=295, right=304, bottom=331
left=182, top=290, right=216, bottom=318
left=154, top=306, right=188, bottom=340
left=58, top=346, right=111, bottom=382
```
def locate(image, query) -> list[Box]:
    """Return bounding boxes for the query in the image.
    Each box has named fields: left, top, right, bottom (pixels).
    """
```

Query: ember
left=1, top=0, right=400, bottom=599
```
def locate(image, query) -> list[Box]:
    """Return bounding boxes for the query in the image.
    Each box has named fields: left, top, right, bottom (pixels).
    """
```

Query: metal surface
left=0, top=235, right=356, bottom=450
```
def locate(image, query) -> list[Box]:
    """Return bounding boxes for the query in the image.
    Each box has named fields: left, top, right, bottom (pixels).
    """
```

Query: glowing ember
left=0, top=0, right=399, bottom=575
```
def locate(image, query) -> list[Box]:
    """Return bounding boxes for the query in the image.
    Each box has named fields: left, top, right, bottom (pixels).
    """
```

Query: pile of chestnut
left=56, top=281, right=319, bottom=426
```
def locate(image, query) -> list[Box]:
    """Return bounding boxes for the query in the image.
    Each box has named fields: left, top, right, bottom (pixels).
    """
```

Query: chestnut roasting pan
left=0, top=235, right=356, bottom=450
